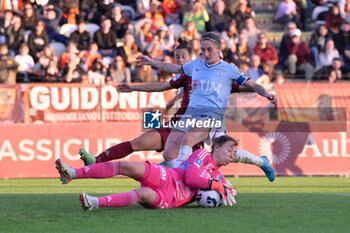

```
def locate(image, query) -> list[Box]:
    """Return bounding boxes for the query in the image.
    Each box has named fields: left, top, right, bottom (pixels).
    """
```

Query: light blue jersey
left=181, top=59, right=248, bottom=119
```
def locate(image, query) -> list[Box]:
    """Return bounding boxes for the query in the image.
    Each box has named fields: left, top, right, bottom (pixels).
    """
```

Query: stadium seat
left=168, top=24, right=184, bottom=39
left=50, top=42, right=66, bottom=58
left=59, top=24, right=78, bottom=37
left=121, top=5, right=135, bottom=20
left=85, top=23, right=100, bottom=38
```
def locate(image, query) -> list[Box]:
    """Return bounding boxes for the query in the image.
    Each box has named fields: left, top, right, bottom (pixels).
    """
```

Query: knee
left=130, top=137, right=143, bottom=151
left=120, top=161, right=137, bottom=174
left=163, top=144, right=178, bottom=161
left=137, top=188, right=156, bottom=204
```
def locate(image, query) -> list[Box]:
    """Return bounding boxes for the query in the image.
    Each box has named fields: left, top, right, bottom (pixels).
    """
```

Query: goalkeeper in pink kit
left=56, top=135, right=238, bottom=210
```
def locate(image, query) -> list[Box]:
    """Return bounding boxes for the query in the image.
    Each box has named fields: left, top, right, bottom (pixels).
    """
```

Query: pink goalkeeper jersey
left=167, top=149, right=226, bottom=208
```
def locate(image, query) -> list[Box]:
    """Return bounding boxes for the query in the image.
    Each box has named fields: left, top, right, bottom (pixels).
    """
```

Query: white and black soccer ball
left=196, top=190, right=223, bottom=208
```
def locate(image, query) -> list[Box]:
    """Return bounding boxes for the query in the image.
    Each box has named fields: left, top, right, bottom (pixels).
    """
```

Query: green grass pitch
left=0, top=177, right=349, bottom=233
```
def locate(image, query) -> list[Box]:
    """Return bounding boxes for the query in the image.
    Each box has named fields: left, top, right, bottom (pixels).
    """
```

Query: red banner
left=274, top=83, right=350, bottom=121
left=23, top=84, right=176, bottom=123
left=0, top=122, right=349, bottom=178
left=0, top=84, right=21, bottom=123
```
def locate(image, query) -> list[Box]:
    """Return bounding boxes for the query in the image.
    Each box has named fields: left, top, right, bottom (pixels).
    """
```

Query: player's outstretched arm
left=166, top=92, right=183, bottom=110
left=117, top=82, right=172, bottom=92
left=243, top=79, right=278, bottom=105
left=136, top=55, right=183, bottom=74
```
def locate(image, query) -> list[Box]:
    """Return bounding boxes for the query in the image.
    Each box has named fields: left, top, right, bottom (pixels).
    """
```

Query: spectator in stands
left=0, top=10, right=13, bottom=44
left=0, top=44, right=18, bottom=84
left=37, top=4, right=66, bottom=44
left=136, top=0, right=151, bottom=17
left=314, top=57, right=343, bottom=82
left=232, top=32, right=253, bottom=64
left=117, top=33, right=141, bottom=67
left=147, top=38, right=164, bottom=59
left=111, top=5, right=130, bottom=40
left=333, top=21, right=350, bottom=68
left=15, top=43, right=35, bottom=83
left=220, top=37, right=231, bottom=62
left=134, top=18, right=154, bottom=53
left=309, top=24, right=332, bottom=67
left=208, top=0, right=231, bottom=32
left=278, top=22, right=297, bottom=69
left=87, top=58, right=107, bottom=85
left=154, top=25, right=175, bottom=53
left=65, top=56, right=85, bottom=83
left=317, top=39, right=340, bottom=70
left=221, top=19, right=239, bottom=50
left=157, top=55, right=174, bottom=82
left=80, top=43, right=102, bottom=71
left=79, top=0, right=99, bottom=24
left=41, top=58, right=62, bottom=83
left=325, top=5, right=344, bottom=35
left=253, top=32, right=278, bottom=66
left=275, top=0, right=299, bottom=26
left=182, top=0, right=209, bottom=33
left=107, top=55, right=131, bottom=83
left=144, top=0, right=166, bottom=31
left=93, top=18, right=117, bottom=57
left=6, top=14, right=25, bottom=55
left=233, top=0, right=254, bottom=32
left=33, top=45, right=57, bottom=78
left=133, top=64, right=156, bottom=83
left=256, top=61, right=275, bottom=87
left=28, top=20, right=49, bottom=62
left=59, top=42, right=81, bottom=75
left=274, top=69, right=285, bottom=84
left=22, top=3, right=37, bottom=31
left=69, top=20, right=91, bottom=52
left=162, top=0, right=181, bottom=17
left=241, top=17, right=260, bottom=50
left=328, top=58, right=343, bottom=83
left=286, top=28, right=314, bottom=80
left=97, top=0, right=115, bottom=19
left=191, top=38, right=201, bottom=59
left=247, top=54, right=263, bottom=81
left=164, top=9, right=181, bottom=25
left=180, top=21, right=201, bottom=41
left=59, top=0, right=80, bottom=24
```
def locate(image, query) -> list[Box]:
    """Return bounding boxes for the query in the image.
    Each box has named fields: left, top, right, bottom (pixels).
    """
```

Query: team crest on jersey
left=194, top=158, right=203, bottom=167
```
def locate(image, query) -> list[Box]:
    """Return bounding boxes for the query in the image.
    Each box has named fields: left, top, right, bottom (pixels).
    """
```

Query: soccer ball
left=196, top=190, right=223, bottom=208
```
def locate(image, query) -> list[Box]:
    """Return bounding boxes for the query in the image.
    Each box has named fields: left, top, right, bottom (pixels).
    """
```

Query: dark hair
left=200, top=32, right=221, bottom=47
left=175, top=37, right=191, bottom=54
left=211, top=135, right=238, bottom=153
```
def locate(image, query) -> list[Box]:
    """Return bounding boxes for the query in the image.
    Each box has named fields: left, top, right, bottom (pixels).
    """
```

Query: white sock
left=173, top=145, right=192, bottom=168
left=236, top=149, right=264, bottom=167
left=178, top=145, right=192, bottom=161
left=165, top=159, right=177, bottom=168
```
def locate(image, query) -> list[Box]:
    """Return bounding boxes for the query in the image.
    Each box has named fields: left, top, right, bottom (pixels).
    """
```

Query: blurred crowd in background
left=0, top=0, right=350, bottom=86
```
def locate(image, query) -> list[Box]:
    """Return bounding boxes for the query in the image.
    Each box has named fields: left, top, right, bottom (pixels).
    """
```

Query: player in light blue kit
left=137, top=32, right=277, bottom=177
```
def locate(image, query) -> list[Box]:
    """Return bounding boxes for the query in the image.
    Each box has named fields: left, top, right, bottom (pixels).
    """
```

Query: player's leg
left=162, top=129, right=186, bottom=167
left=80, top=130, right=162, bottom=165
left=79, top=187, right=157, bottom=211
left=55, top=159, right=147, bottom=184
left=172, top=128, right=210, bottom=168
left=234, top=149, right=275, bottom=182
left=79, top=188, right=155, bottom=210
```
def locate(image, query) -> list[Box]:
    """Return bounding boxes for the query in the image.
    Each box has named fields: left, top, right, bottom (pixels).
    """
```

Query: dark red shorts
left=154, top=128, right=204, bottom=152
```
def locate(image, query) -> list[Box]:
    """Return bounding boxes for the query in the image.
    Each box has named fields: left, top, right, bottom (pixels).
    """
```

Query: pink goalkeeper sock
left=75, top=162, right=121, bottom=179
left=99, top=190, right=140, bottom=207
